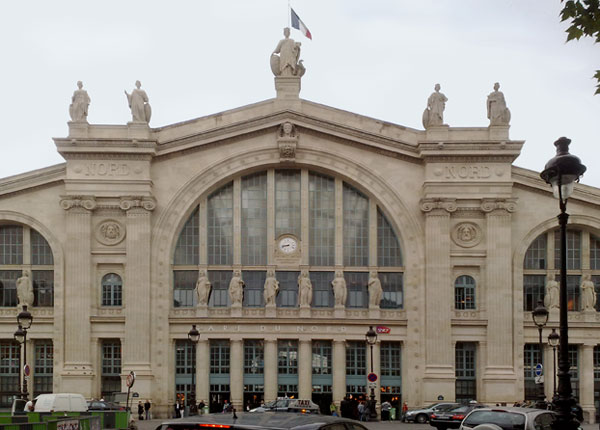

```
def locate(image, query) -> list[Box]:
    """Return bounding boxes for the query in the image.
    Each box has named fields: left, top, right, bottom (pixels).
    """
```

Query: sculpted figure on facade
left=271, top=27, right=305, bottom=77
left=298, top=270, right=313, bottom=307
left=16, top=270, right=34, bottom=311
left=581, top=273, right=596, bottom=311
left=544, top=274, right=559, bottom=310
left=229, top=270, right=245, bottom=306
left=263, top=269, right=280, bottom=306
left=125, top=80, right=152, bottom=123
left=368, top=271, right=383, bottom=308
left=487, top=82, right=511, bottom=126
left=69, top=81, right=91, bottom=122
left=279, top=122, right=296, bottom=138
left=422, top=83, right=448, bottom=128
left=195, top=270, right=212, bottom=306
left=331, top=271, right=347, bottom=307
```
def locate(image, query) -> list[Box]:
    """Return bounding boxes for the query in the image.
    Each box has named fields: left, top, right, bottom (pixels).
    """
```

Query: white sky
left=1, top=0, right=599, bottom=187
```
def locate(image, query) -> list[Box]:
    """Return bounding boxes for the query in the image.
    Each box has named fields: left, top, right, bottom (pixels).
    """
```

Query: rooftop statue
left=422, top=83, right=448, bottom=128
left=271, top=27, right=305, bottom=77
left=125, top=80, right=152, bottom=124
left=487, top=82, right=511, bottom=126
left=69, top=81, right=91, bottom=123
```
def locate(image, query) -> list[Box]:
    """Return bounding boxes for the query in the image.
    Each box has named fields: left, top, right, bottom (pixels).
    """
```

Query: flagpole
left=288, top=0, right=291, bottom=27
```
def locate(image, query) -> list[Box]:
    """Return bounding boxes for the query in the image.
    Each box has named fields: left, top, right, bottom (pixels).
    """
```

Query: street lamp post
left=548, top=328, right=560, bottom=398
left=540, top=136, right=586, bottom=430
left=188, top=324, right=200, bottom=415
left=531, top=300, right=549, bottom=408
left=365, top=326, right=378, bottom=420
left=13, top=305, right=33, bottom=400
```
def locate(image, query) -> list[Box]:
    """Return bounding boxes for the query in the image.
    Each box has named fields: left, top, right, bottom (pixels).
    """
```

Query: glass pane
left=345, top=341, right=366, bottom=376
left=101, top=273, right=121, bottom=307
left=591, top=235, right=600, bottom=270
left=276, top=272, right=299, bottom=307
left=310, top=271, right=334, bottom=308
left=0, top=226, right=23, bottom=265
left=377, top=209, right=402, bottom=267
left=173, top=271, right=197, bottom=307
left=174, top=208, right=199, bottom=265
left=343, top=184, right=369, bottom=266
left=242, top=173, right=267, bottom=265
left=454, top=275, right=476, bottom=310
left=31, top=229, right=54, bottom=265
left=555, top=230, right=581, bottom=270
left=309, top=173, right=335, bottom=266
left=33, top=270, right=54, bottom=307
left=380, top=272, right=403, bottom=309
left=208, top=183, right=233, bottom=265
left=345, top=272, right=368, bottom=308
left=523, top=275, right=546, bottom=311
left=312, top=340, right=332, bottom=375
left=242, top=271, right=266, bottom=307
left=524, top=233, right=547, bottom=269
left=275, top=170, right=301, bottom=238
left=208, top=271, right=232, bottom=307
left=244, top=340, right=264, bottom=374
left=0, top=270, right=20, bottom=307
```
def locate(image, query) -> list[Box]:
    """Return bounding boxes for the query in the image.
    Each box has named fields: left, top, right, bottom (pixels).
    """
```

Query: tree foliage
left=560, top=0, right=600, bottom=94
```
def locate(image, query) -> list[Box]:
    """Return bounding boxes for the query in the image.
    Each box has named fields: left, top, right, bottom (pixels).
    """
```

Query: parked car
left=458, top=407, right=557, bottom=430
left=155, top=411, right=367, bottom=430
left=404, top=402, right=459, bottom=423
left=250, top=398, right=319, bottom=414
left=429, top=403, right=486, bottom=430
left=87, top=400, right=126, bottom=411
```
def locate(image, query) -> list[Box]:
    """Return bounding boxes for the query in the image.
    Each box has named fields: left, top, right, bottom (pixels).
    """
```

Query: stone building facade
left=1, top=47, right=600, bottom=420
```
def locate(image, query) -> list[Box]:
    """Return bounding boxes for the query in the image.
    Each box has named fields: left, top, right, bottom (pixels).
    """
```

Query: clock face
left=278, top=237, right=298, bottom=254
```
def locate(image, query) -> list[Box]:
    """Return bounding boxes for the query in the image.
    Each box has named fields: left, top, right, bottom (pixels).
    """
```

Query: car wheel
left=416, top=414, right=428, bottom=423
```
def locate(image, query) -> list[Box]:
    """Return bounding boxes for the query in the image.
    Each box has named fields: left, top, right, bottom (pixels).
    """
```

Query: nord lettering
left=444, top=165, right=491, bottom=179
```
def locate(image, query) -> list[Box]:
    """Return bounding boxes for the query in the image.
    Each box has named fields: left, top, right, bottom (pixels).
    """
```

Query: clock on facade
left=278, top=236, right=298, bottom=254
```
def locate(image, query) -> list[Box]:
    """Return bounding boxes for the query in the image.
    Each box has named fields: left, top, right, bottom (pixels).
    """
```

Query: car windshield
left=463, top=410, right=526, bottom=428
left=449, top=406, right=469, bottom=413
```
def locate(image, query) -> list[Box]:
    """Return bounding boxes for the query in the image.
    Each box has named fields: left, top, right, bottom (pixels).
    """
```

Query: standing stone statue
left=544, top=274, right=559, bottom=310
left=298, top=270, right=313, bottom=307
left=331, top=271, right=347, bottom=307
left=271, top=27, right=305, bottom=77
left=263, top=269, right=280, bottom=306
left=16, top=270, right=34, bottom=311
left=486, top=82, right=511, bottom=126
left=422, top=83, right=448, bottom=128
left=124, top=80, right=152, bottom=123
left=195, top=270, right=212, bottom=306
left=368, top=271, right=383, bottom=308
left=581, top=273, right=596, bottom=311
left=69, top=81, right=91, bottom=122
left=228, top=270, right=245, bottom=306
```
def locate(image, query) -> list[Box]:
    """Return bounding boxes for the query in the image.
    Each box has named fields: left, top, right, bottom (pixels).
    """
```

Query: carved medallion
left=96, top=220, right=126, bottom=246
left=452, top=222, right=482, bottom=248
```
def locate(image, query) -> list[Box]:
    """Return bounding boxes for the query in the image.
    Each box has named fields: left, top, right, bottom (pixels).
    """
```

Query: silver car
left=458, top=407, right=557, bottom=430
left=404, top=402, right=459, bottom=423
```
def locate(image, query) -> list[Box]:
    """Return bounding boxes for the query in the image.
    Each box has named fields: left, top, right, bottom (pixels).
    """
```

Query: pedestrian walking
left=381, top=401, right=391, bottom=421
left=401, top=401, right=408, bottom=422
left=137, top=401, right=144, bottom=420
left=144, top=399, right=151, bottom=420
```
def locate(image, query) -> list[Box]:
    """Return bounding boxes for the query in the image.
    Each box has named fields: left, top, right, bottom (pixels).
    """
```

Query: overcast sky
left=1, top=0, right=599, bottom=187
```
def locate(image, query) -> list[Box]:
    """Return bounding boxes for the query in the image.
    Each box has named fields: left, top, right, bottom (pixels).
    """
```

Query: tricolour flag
left=291, top=8, right=312, bottom=40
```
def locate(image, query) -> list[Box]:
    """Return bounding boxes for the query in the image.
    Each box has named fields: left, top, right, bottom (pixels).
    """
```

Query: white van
left=33, top=393, right=88, bottom=412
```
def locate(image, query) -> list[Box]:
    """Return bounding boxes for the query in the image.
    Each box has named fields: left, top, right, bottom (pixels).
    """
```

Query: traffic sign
left=367, top=372, right=377, bottom=383
left=23, top=364, right=31, bottom=377
left=534, top=363, right=543, bottom=377
left=126, top=371, right=136, bottom=388
left=535, top=375, right=545, bottom=384
left=368, top=382, right=377, bottom=389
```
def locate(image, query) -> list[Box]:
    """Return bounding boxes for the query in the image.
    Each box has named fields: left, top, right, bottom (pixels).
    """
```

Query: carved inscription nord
left=83, top=163, right=130, bottom=177
left=444, top=165, right=491, bottom=179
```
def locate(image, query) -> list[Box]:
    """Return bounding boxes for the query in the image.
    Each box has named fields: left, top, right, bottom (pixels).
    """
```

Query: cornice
left=0, top=164, right=66, bottom=197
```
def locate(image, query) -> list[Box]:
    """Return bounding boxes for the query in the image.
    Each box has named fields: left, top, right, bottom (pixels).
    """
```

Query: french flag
left=291, top=8, right=312, bottom=40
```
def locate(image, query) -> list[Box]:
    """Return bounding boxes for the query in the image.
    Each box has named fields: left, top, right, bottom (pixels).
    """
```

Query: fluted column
left=263, top=339, right=277, bottom=403
left=332, top=340, right=346, bottom=403
left=420, top=199, right=456, bottom=402
left=197, top=339, right=210, bottom=406
left=230, top=338, right=244, bottom=410
left=60, top=196, right=96, bottom=396
left=298, top=339, right=312, bottom=399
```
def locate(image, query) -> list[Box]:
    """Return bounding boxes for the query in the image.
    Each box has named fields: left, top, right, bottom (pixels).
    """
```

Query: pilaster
left=581, top=344, right=595, bottom=424
left=197, top=339, right=210, bottom=405
left=230, top=338, right=244, bottom=410
left=263, top=338, right=277, bottom=403
left=298, top=339, right=312, bottom=399
left=332, top=340, right=346, bottom=404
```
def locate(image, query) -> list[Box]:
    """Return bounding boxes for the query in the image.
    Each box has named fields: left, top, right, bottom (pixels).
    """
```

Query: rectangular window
left=523, top=344, right=542, bottom=400
left=345, top=272, right=368, bottom=308
left=346, top=341, right=366, bottom=376
left=278, top=384, right=298, bottom=398
left=275, top=170, right=301, bottom=238
left=0, top=226, right=23, bottom=265
left=34, top=340, right=53, bottom=395
left=173, top=270, right=197, bottom=308
left=310, top=271, right=334, bottom=308
left=32, top=270, right=54, bottom=307
left=523, top=275, right=546, bottom=311
left=174, top=208, right=199, bottom=265
left=208, top=183, right=233, bottom=265
left=208, top=271, right=231, bottom=307
left=309, top=173, right=335, bottom=266
left=0, top=341, right=20, bottom=408
left=242, top=173, right=267, bottom=265
left=594, top=276, right=600, bottom=312
left=524, top=234, right=547, bottom=270
left=101, top=341, right=121, bottom=398
left=278, top=340, right=298, bottom=375
left=555, top=230, right=581, bottom=270
left=569, top=344, right=579, bottom=399
left=30, top=230, right=53, bottom=266
left=0, top=270, right=20, bottom=307
left=455, top=276, right=476, bottom=310
left=276, top=271, right=299, bottom=307
left=244, top=340, right=264, bottom=375
left=591, top=235, right=600, bottom=270
left=455, top=342, right=476, bottom=403
left=377, top=209, right=402, bottom=267
left=242, top=271, right=266, bottom=307
left=379, top=272, right=403, bottom=309
left=343, top=185, right=369, bottom=266
left=380, top=342, right=401, bottom=377
left=101, top=274, right=122, bottom=307
left=210, top=340, right=230, bottom=374
left=566, top=275, right=581, bottom=311
left=312, top=341, right=332, bottom=375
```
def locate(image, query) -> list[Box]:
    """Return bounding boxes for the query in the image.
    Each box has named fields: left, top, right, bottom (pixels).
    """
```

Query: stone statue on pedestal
left=228, top=270, right=244, bottom=306
left=487, top=82, right=511, bottom=126
left=16, top=270, right=34, bottom=311
left=271, top=27, right=305, bottom=77
left=544, top=274, right=559, bottom=310
left=581, top=274, right=596, bottom=311
left=422, top=84, right=448, bottom=128
left=195, top=270, right=212, bottom=306
left=69, top=81, right=91, bottom=122
left=332, top=271, right=347, bottom=307
left=368, top=271, right=383, bottom=308
left=125, top=80, right=152, bottom=123
left=263, top=270, right=280, bottom=306
left=298, top=270, right=313, bottom=307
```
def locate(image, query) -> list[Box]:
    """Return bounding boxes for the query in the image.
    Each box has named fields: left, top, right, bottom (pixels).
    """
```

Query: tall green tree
left=560, top=0, right=600, bottom=94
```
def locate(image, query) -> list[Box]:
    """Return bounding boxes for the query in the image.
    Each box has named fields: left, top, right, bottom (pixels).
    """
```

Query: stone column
left=481, top=199, right=518, bottom=402
left=60, top=196, right=96, bottom=396
left=230, top=338, right=244, bottom=410
left=332, top=340, right=346, bottom=404
left=263, top=338, right=277, bottom=403
left=197, top=339, right=210, bottom=407
left=581, top=344, right=595, bottom=424
left=298, top=339, right=312, bottom=399
left=420, top=199, right=456, bottom=402
left=121, top=197, right=156, bottom=398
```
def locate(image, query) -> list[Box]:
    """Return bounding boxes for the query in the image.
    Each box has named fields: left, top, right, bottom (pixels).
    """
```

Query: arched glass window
left=455, top=275, right=475, bottom=310
left=0, top=225, right=54, bottom=307
left=101, top=273, right=122, bottom=307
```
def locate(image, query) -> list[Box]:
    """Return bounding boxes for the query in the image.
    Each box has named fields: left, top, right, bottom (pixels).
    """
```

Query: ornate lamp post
left=531, top=300, right=549, bottom=407
left=365, top=326, right=377, bottom=420
left=13, top=305, right=33, bottom=400
left=548, top=328, right=560, bottom=398
left=540, top=136, right=586, bottom=429
left=188, top=324, right=200, bottom=413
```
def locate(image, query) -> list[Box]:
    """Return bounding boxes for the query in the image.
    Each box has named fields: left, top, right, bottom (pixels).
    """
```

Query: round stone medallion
left=452, top=222, right=482, bottom=248
left=96, top=220, right=126, bottom=246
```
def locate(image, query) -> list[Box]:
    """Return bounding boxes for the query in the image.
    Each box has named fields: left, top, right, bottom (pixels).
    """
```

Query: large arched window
left=0, top=225, right=54, bottom=307
left=172, top=169, right=404, bottom=309
left=101, top=273, right=122, bottom=307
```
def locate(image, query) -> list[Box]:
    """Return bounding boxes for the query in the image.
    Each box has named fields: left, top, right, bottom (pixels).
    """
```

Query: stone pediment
left=0, top=164, right=66, bottom=197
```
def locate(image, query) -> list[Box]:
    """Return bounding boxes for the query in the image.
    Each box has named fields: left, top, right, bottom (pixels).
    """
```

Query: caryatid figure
left=368, top=271, right=383, bottom=308
left=16, top=269, right=34, bottom=311
left=582, top=273, right=597, bottom=311
left=195, top=270, right=212, bottom=306
left=331, top=271, right=347, bottom=307
left=298, top=270, right=313, bottom=307
left=228, top=270, right=245, bottom=306
left=263, top=270, right=280, bottom=306
left=544, top=274, right=559, bottom=310
left=69, top=81, right=91, bottom=122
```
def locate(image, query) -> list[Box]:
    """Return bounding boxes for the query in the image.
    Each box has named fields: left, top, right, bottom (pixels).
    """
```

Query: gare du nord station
left=1, top=27, right=600, bottom=421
